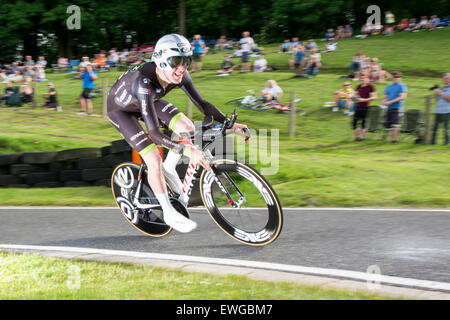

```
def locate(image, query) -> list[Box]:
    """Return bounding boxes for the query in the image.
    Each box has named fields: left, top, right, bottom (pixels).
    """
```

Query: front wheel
left=199, top=159, right=283, bottom=246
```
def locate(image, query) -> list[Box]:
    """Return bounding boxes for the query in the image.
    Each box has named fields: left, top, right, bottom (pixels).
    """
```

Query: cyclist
left=107, top=34, right=248, bottom=233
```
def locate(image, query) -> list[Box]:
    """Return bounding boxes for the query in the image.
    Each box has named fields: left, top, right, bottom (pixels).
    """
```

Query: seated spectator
left=79, top=56, right=91, bottom=68
left=10, top=61, right=19, bottom=73
left=371, top=23, right=383, bottom=35
left=359, top=56, right=372, bottom=78
left=289, top=45, right=307, bottom=70
left=291, top=37, right=301, bottom=50
left=41, top=82, right=58, bottom=110
left=215, top=35, right=227, bottom=51
left=23, top=66, right=36, bottom=80
left=417, top=16, right=429, bottom=29
left=279, top=39, right=291, bottom=53
left=325, top=28, right=336, bottom=41
left=217, top=56, right=236, bottom=76
left=253, top=55, right=268, bottom=73
left=397, top=18, right=409, bottom=31
left=8, top=70, right=24, bottom=83
left=106, top=49, right=119, bottom=67
left=405, top=18, right=417, bottom=31
left=349, top=51, right=363, bottom=79
left=119, top=50, right=129, bottom=64
left=333, top=82, right=355, bottom=113
left=337, top=26, right=345, bottom=39
left=252, top=42, right=264, bottom=53
left=344, top=25, right=353, bottom=38
left=261, top=80, right=283, bottom=102
left=323, top=41, right=338, bottom=53
left=20, top=80, right=33, bottom=103
left=1, top=82, right=16, bottom=105
left=428, top=15, right=441, bottom=30
left=360, top=24, right=371, bottom=38
left=305, top=48, right=321, bottom=76
left=57, top=57, right=69, bottom=68
left=368, top=58, right=389, bottom=81
left=93, top=54, right=107, bottom=68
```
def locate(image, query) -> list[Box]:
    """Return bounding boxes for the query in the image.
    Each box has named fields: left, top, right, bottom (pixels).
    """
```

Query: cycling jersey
left=107, top=62, right=226, bottom=156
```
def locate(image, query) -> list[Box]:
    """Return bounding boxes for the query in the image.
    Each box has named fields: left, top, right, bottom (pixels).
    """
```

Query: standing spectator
left=289, top=45, right=307, bottom=71
left=253, top=54, right=267, bottom=73
left=353, top=74, right=377, bottom=141
left=382, top=71, right=408, bottom=144
left=42, top=82, right=58, bottom=110
left=77, top=65, right=98, bottom=115
left=431, top=73, right=450, bottom=145
left=24, top=55, right=35, bottom=66
left=215, top=35, right=227, bottom=51
left=217, top=56, right=236, bottom=76
left=191, top=34, right=206, bottom=72
left=261, top=80, right=283, bottom=102
left=384, top=11, right=395, bottom=35
left=239, top=31, right=254, bottom=73
left=36, top=56, right=47, bottom=81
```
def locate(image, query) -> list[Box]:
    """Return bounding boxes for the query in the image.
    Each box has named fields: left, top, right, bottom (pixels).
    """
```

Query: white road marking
left=1, top=244, right=450, bottom=292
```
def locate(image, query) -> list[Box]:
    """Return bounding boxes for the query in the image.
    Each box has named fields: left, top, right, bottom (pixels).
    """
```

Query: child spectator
left=333, top=82, right=355, bottom=113
left=429, top=15, right=441, bottom=30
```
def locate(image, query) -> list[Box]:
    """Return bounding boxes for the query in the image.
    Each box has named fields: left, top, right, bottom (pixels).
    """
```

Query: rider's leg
left=140, top=145, right=196, bottom=233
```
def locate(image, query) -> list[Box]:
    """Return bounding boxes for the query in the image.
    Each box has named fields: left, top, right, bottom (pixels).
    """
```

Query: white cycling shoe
left=163, top=209, right=197, bottom=233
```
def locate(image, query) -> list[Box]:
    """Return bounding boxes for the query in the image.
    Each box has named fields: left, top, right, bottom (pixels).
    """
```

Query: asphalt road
left=1, top=207, right=450, bottom=284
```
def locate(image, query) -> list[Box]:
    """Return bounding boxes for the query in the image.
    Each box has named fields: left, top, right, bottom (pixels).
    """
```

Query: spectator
left=337, top=26, right=345, bottom=39
left=397, top=18, right=409, bottom=31
left=291, top=37, right=301, bottom=50
left=239, top=31, right=254, bottom=73
left=36, top=56, right=47, bottom=81
left=20, top=80, right=33, bottom=104
left=332, top=82, right=355, bottom=113
left=382, top=71, right=408, bottom=144
left=57, top=57, right=69, bottom=68
left=305, top=48, right=321, bottom=76
left=359, top=24, right=371, bottom=38
left=253, top=54, right=267, bottom=73
left=23, top=66, right=36, bottom=81
left=93, top=53, right=107, bottom=68
left=42, top=82, right=58, bottom=110
left=190, top=34, right=206, bottom=72
left=323, top=41, right=338, bottom=53
left=231, top=44, right=244, bottom=57
left=24, top=55, right=35, bottom=66
left=349, top=51, right=363, bottom=79
left=417, top=16, right=429, bottom=30
left=353, top=74, right=377, bottom=141
left=405, top=18, right=417, bottom=31
left=368, top=57, right=390, bottom=82
left=106, top=49, right=119, bottom=67
left=371, top=22, right=383, bottom=35
left=305, top=39, right=317, bottom=52
left=279, top=39, right=291, bottom=53
left=217, top=56, right=236, bottom=76
left=9, top=70, right=24, bottom=83
left=261, top=80, right=283, bottom=102
left=1, top=82, right=16, bottom=105
left=215, top=35, right=227, bottom=51
left=77, top=65, right=98, bottom=115
left=429, top=15, right=441, bottom=30
left=431, top=73, right=450, bottom=145
left=325, top=28, right=336, bottom=41
left=385, top=11, right=395, bottom=26
left=289, top=45, right=307, bottom=71
left=344, top=25, right=353, bottom=38
left=79, top=56, right=91, bottom=68
left=10, top=61, right=19, bottom=73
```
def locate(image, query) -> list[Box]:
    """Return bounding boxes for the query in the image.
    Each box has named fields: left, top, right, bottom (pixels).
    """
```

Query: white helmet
left=151, top=34, right=193, bottom=71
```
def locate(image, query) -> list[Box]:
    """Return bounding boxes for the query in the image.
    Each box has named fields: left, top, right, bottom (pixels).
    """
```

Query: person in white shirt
left=261, top=80, right=283, bottom=102
left=79, top=56, right=91, bottom=67
left=253, top=55, right=267, bottom=73
left=239, top=31, right=254, bottom=73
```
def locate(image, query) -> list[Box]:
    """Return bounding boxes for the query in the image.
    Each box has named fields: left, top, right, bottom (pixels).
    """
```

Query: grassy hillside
left=0, top=29, right=449, bottom=207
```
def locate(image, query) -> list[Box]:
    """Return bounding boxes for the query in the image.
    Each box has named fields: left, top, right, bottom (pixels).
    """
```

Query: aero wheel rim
left=201, top=159, right=282, bottom=245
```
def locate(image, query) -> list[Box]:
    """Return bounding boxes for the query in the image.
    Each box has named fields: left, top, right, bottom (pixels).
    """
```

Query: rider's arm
left=180, top=71, right=227, bottom=123
left=134, top=76, right=187, bottom=155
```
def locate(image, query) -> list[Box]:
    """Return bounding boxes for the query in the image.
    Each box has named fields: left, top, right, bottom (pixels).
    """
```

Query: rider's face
left=165, top=65, right=187, bottom=84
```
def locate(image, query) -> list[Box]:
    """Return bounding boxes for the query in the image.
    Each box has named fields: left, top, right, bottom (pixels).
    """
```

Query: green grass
left=0, top=29, right=449, bottom=207
left=0, top=251, right=396, bottom=300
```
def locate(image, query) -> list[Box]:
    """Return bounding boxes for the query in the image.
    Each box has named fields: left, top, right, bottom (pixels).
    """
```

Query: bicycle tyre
left=111, top=162, right=172, bottom=237
left=199, top=158, right=283, bottom=246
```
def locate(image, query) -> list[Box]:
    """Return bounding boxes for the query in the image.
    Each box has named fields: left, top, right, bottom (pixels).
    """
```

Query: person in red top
left=397, top=18, right=409, bottom=31
left=353, top=74, right=377, bottom=141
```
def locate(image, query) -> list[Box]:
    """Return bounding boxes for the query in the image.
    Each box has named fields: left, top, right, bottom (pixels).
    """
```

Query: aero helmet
left=151, top=34, right=193, bottom=71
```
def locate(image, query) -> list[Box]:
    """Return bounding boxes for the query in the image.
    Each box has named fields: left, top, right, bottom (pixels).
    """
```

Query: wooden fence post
left=289, top=90, right=296, bottom=138
left=186, top=97, right=192, bottom=120
left=423, top=95, right=432, bottom=144
left=102, top=78, right=108, bottom=117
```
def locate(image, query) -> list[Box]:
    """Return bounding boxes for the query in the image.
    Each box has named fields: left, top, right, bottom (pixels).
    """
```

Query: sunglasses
left=167, top=56, right=192, bottom=69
